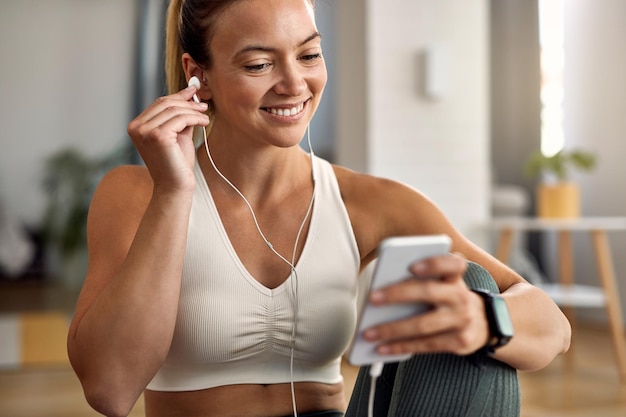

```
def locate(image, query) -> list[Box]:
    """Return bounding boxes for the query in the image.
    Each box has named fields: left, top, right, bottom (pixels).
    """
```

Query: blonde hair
left=165, top=0, right=186, bottom=95
left=165, top=0, right=237, bottom=95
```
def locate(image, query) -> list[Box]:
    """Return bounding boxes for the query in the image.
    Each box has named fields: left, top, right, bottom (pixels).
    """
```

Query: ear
left=182, top=53, right=212, bottom=100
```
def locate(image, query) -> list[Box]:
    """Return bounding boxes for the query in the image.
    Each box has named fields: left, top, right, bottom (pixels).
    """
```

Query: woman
left=67, top=0, right=571, bottom=416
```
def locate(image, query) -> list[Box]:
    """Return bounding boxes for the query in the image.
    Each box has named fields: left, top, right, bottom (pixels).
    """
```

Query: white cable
left=368, top=362, right=384, bottom=417
left=202, top=127, right=316, bottom=269
left=202, top=123, right=316, bottom=417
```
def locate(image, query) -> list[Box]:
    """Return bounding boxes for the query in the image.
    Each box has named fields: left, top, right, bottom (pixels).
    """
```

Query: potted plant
left=523, top=148, right=597, bottom=218
left=41, top=144, right=133, bottom=288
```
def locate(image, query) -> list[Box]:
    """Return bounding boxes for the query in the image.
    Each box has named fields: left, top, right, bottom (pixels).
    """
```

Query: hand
left=363, top=253, right=490, bottom=356
left=127, top=85, right=210, bottom=193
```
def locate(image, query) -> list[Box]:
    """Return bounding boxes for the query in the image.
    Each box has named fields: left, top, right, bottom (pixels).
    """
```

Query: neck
left=197, top=129, right=316, bottom=204
left=196, top=125, right=317, bottom=272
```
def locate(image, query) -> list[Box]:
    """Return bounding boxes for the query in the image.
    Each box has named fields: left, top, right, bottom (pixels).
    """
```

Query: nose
left=273, top=61, right=307, bottom=96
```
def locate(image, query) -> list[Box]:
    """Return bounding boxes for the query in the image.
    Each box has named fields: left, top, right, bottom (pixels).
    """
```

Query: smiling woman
left=66, top=0, right=569, bottom=416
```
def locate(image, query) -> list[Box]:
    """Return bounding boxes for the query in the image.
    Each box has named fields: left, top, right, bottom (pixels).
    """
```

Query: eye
left=244, top=62, right=272, bottom=72
left=299, top=53, right=323, bottom=63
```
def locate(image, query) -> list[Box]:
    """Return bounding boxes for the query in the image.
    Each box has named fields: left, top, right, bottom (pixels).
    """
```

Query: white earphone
left=188, top=76, right=201, bottom=103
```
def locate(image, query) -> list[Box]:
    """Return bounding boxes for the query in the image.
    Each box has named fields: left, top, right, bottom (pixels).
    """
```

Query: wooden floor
left=1, top=280, right=626, bottom=416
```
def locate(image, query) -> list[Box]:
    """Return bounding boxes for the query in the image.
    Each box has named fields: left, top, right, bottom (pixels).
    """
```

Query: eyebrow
left=234, top=32, right=322, bottom=58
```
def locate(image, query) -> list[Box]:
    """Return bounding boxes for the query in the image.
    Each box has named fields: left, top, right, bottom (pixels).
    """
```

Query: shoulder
left=331, top=164, right=416, bottom=205
left=331, top=164, right=455, bottom=262
left=331, top=164, right=439, bottom=229
left=92, top=165, right=152, bottom=207
left=96, top=164, right=152, bottom=193
left=88, top=165, right=153, bottom=236
left=330, top=164, right=527, bottom=290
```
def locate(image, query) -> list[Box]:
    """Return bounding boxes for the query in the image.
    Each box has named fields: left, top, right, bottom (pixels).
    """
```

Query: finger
left=129, top=98, right=209, bottom=137
left=133, top=91, right=207, bottom=126
left=375, top=327, right=478, bottom=357
left=370, top=275, right=468, bottom=307
left=365, top=289, right=487, bottom=356
left=133, top=112, right=210, bottom=147
left=364, top=303, right=466, bottom=343
left=180, top=83, right=202, bottom=100
left=143, top=104, right=209, bottom=132
left=408, top=253, right=467, bottom=281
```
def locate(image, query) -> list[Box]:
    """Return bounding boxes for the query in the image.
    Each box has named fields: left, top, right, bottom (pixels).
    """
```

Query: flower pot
left=536, top=182, right=580, bottom=218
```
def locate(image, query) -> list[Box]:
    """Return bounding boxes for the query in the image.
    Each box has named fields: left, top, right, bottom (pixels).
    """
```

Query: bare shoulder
left=331, top=164, right=453, bottom=260
left=93, top=164, right=153, bottom=208
left=331, top=164, right=442, bottom=228
left=331, top=164, right=525, bottom=290
left=87, top=164, right=153, bottom=250
left=331, top=164, right=421, bottom=206
left=87, top=165, right=153, bottom=240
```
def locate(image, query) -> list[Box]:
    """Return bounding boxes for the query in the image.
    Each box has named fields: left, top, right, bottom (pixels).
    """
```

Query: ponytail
left=165, top=0, right=186, bottom=94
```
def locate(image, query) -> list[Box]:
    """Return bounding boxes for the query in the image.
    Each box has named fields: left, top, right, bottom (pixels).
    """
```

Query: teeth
left=267, top=103, right=304, bottom=117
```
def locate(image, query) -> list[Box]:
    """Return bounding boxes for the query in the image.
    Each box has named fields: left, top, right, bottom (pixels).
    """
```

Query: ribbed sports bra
left=147, top=156, right=361, bottom=391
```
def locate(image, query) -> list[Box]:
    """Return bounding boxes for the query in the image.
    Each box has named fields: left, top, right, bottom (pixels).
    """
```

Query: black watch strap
left=472, top=289, right=514, bottom=353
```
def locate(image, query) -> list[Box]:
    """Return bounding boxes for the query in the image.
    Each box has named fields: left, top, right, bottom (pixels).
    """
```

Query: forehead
left=211, top=0, right=318, bottom=55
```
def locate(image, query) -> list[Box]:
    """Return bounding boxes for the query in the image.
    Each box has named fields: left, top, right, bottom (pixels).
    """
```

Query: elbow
left=501, top=311, right=573, bottom=372
left=71, top=359, right=139, bottom=417
left=82, top=381, right=137, bottom=417
left=524, top=313, right=572, bottom=372
left=68, top=340, right=142, bottom=416
left=559, top=314, right=573, bottom=355
left=550, top=304, right=573, bottom=357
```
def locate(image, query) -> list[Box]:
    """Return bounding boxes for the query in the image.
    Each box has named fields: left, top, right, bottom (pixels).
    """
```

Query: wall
left=0, top=1, right=137, bottom=226
left=563, top=0, right=626, bottom=323
left=308, top=0, right=337, bottom=161
left=489, top=0, right=541, bottom=191
left=336, top=0, right=491, bottom=245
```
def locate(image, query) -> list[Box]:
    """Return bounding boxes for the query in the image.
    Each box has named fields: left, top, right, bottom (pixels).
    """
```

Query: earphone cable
left=202, top=128, right=316, bottom=269
left=201, top=124, right=317, bottom=417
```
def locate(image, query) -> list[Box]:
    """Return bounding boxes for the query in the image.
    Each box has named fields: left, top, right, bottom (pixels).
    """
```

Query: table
left=491, top=216, right=626, bottom=382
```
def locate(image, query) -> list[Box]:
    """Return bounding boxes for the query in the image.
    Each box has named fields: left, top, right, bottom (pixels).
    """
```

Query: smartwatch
left=472, top=289, right=514, bottom=353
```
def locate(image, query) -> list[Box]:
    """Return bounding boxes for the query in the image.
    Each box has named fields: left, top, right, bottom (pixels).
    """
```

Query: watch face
left=493, top=296, right=514, bottom=337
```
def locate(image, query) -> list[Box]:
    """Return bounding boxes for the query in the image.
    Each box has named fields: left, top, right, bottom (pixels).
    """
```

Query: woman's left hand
left=363, top=253, right=490, bottom=357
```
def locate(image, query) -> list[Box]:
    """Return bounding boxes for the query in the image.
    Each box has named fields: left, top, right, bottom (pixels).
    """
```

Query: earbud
left=188, top=76, right=201, bottom=89
left=188, top=76, right=201, bottom=103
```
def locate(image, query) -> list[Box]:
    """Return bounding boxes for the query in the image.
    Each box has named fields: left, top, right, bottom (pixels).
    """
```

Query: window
left=538, top=0, right=565, bottom=157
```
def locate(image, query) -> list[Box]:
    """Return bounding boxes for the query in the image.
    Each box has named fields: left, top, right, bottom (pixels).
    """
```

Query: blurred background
left=1, top=0, right=625, bottom=416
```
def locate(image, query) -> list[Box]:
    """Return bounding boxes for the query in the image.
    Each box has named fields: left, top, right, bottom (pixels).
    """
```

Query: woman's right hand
left=127, top=84, right=210, bottom=193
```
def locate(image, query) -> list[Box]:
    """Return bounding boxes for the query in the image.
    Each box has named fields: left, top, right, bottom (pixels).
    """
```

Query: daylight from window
left=538, top=0, right=565, bottom=157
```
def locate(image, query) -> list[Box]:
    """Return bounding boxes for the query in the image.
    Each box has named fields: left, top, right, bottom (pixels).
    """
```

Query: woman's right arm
left=67, top=86, right=209, bottom=417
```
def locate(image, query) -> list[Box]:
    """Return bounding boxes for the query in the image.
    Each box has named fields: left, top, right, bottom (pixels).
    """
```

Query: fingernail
left=377, top=345, right=390, bottom=354
left=364, top=329, right=378, bottom=340
left=412, top=261, right=427, bottom=273
left=370, top=290, right=385, bottom=303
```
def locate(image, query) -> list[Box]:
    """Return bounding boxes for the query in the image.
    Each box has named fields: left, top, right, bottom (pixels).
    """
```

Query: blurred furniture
left=491, top=216, right=626, bottom=383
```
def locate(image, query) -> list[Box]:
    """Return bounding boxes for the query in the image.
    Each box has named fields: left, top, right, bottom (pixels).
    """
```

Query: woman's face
left=203, top=0, right=327, bottom=148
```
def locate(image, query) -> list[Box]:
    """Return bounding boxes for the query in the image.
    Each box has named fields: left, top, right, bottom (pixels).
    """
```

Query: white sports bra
left=147, top=156, right=360, bottom=391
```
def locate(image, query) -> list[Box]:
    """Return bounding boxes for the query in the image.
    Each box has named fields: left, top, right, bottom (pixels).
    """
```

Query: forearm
left=68, top=190, right=192, bottom=414
left=492, top=282, right=571, bottom=371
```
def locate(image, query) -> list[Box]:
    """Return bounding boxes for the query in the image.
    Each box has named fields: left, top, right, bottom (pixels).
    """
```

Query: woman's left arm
left=452, top=234, right=572, bottom=371
left=344, top=172, right=571, bottom=372
left=366, top=244, right=571, bottom=371
left=492, top=276, right=572, bottom=370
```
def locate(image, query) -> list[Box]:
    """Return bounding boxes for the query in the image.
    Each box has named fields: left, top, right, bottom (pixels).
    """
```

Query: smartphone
left=346, top=234, right=452, bottom=366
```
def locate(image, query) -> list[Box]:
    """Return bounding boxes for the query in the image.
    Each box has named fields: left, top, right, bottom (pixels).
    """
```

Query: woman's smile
left=261, top=99, right=308, bottom=122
